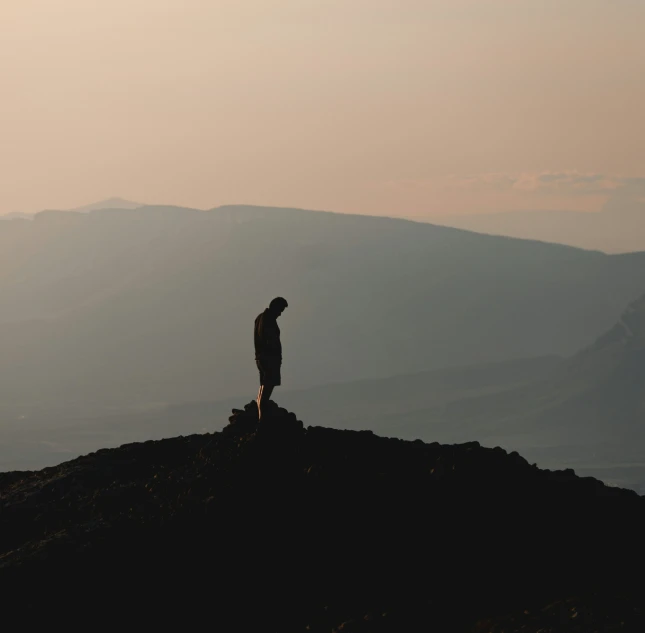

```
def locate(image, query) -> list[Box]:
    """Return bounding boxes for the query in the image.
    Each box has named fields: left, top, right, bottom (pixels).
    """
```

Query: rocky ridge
left=1, top=402, right=644, bottom=631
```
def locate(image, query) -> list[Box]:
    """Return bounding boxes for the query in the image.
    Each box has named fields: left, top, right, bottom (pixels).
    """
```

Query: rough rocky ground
left=1, top=402, right=644, bottom=631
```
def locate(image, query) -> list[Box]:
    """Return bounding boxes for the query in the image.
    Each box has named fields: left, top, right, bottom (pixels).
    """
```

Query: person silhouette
left=254, top=297, right=288, bottom=420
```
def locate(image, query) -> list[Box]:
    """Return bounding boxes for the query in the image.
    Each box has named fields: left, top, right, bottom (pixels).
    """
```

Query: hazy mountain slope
left=1, top=204, right=644, bottom=412
left=442, top=293, right=645, bottom=440
left=359, top=293, right=645, bottom=490
left=2, top=407, right=645, bottom=631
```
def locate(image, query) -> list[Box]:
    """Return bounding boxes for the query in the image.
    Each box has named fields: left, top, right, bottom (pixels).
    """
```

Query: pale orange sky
left=2, top=0, right=644, bottom=217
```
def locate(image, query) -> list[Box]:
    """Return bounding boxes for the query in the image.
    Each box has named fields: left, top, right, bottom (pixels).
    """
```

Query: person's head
left=269, top=296, right=288, bottom=317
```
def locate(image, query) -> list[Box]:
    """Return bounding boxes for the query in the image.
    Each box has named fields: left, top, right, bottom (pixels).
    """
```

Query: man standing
left=254, top=297, right=288, bottom=420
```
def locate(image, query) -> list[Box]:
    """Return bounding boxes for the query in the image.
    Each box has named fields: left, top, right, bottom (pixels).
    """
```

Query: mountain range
left=1, top=204, right=644, bottom=416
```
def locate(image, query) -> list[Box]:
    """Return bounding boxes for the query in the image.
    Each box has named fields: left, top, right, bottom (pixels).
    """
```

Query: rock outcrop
left=1, top=403, right=644, bottom=631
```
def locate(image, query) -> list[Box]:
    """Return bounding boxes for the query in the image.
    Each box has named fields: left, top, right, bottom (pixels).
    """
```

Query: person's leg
left=256, top=385, right=264, bottom=419
left=259, top=383, right=274, bottom=421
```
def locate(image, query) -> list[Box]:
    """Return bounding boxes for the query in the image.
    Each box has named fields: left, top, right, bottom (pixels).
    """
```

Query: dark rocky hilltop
left=2, top=403, right=644, bottom=631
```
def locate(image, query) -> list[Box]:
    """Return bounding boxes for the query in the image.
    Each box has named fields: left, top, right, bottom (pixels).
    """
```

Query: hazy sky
left=2, top=0, right=644, bottom=217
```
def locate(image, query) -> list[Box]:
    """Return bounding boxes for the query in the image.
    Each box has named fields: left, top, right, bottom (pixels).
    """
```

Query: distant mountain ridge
left=0, top=212, right=32, bottom=221
left=63, top=196, right=143, bottom=213
left=427, top=198, right=645, bottom=253
left=1, top=197, right=144, bottom=219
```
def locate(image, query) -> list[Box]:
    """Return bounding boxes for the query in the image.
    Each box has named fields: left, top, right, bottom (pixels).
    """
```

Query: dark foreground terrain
left=2, top=403, right=644, bottom=632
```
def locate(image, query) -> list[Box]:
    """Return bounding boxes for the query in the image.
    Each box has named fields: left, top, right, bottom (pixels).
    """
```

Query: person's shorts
left=256, top=358, right=282, bottom=386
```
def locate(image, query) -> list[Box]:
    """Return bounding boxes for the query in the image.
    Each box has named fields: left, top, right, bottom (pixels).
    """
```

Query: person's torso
left=254, top=310, right=281, bottom=358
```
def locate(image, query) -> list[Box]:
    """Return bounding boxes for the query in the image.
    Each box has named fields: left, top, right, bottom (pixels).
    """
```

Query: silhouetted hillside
left=2, top=404, right=644, bottom=631
left=1, top=204, right=645, bottom=415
